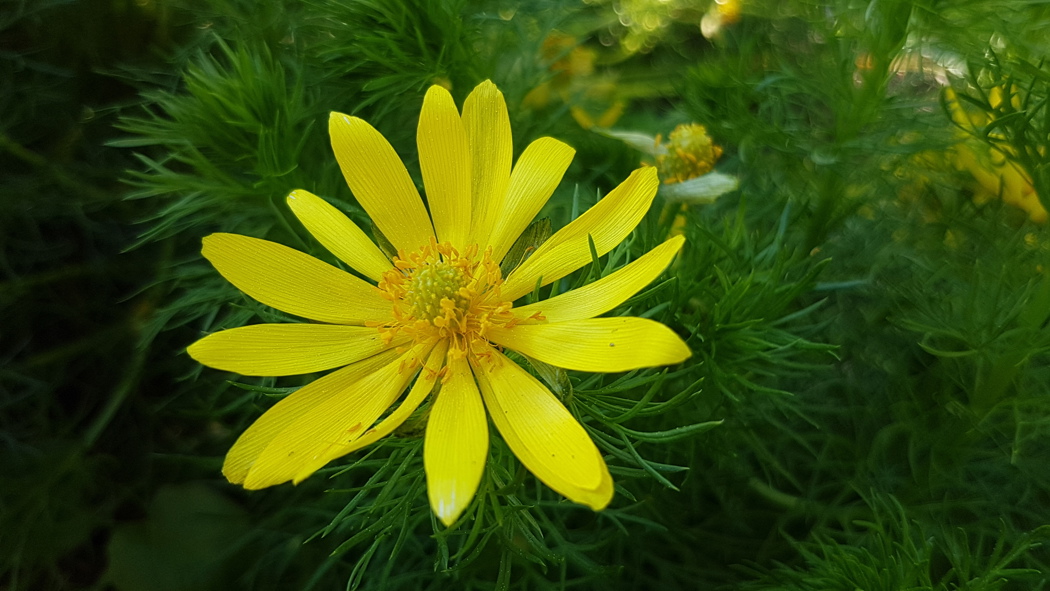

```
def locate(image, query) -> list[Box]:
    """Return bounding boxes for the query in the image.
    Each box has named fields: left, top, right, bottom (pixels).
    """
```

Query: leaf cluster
left=7, top=0, right=1050, bottom=589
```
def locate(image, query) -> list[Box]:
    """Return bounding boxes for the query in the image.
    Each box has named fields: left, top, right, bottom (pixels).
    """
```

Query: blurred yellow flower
left=702, top=0, right=743, bottom=39
left=586, top=0, right=744, bottom=49
left=188, top=81, right=691, bottom=526
left=523, top=32, right=627, bottom=130
left=944, top=87, right=1046, bottom=223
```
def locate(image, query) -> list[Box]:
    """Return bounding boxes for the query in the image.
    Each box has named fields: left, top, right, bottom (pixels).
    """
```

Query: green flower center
left=376, top=240, right=520, bottom=358
left=405, top=261, right=469, bottom=324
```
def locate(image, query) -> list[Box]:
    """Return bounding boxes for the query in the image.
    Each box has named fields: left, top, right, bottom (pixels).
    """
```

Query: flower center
left=405, top=262, right=469, bottom=324
left=655, top=123, right=723, bottom=184
left=376, top=239, right=517, bottom=359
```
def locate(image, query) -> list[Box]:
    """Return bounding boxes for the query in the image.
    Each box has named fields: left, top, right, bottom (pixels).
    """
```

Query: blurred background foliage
left=2, top=0, right=1050, bottom=589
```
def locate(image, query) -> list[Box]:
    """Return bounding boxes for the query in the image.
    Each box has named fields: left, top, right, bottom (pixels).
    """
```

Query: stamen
left=376, top=241, right=523, bottom=359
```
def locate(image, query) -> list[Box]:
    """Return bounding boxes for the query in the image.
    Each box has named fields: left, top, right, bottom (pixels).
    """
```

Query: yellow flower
left=653, top=123, right=725, bottom=238
left=943, top=87, right=1046, bottom=223
left=522, top=32, right=627, bottom=131
left=656, top=123, right=723, bottom=185
left=188, top=81, right=692, bottom=526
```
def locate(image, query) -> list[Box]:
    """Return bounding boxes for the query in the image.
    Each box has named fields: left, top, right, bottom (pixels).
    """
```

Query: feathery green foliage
left=4, top=0, right=1050, bottom=589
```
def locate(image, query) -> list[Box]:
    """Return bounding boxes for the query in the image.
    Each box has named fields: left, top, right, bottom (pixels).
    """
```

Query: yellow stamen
left=656, top=123, right=723, bottom=184
left=377, top=239, right=519, bottom=360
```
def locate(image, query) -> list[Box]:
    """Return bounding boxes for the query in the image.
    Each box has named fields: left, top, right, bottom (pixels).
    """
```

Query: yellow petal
left=418, top=86, right=472, bottom=248
left=471, top=344, right=613, bottom=510
left=513, top=235, right=685, bottom=323
left=242, top=344, right=432, bottom=489
left=202, top=233, right=390, bottom=325
left=222, top=349, right=399, bottom=484
left=187, top=323, right=398, bottom=377
left=329, top=112, right=435, bottom=253
left=487, top=137, right=575, bottom=262
left=462, top=80, right=512, bottom=247
left=286, top=190, right=392, bottom=282
left=501, top=166, right=659, bottom=301
left=339, top=341, right=449, bottom=455
left=487, top=317, right=691, bottom=372
left=425, top=355, right=488, bottom=526
left=944, top=87, right=984, bottom=131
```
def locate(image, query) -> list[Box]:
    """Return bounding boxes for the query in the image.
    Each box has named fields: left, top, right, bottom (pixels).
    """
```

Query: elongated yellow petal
left=425, top=355, right=488, bottom=526
left=286, top=190, right=392, bottom=282
left=188, top=324, right=397, bottom=377
left=513, top=235, right=685, bottom=323
left=488, top=317, right=691, bottom=372
left=463, top=80, right=512, bottom=247
left=471, top=344, right=613, bottom=510
left=339, top=341, right=449, bottom=455
left=329, top=112, right=435, bottom=252
left=502, top=166, right=660, bottom=301
left=202, top=233, right=390, bottom=325
left=242, top=344, right=432, bottom=489
left=487, top=137, right=575, bottom=262
left=418, top=86, right=472, bottom=248
left=222, top=349, right=399, bottom=484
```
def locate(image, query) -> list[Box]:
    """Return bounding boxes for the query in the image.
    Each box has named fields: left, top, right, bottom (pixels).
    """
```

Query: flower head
left=188, top=80, right=691, bottom=526
left=943, top=87, right=1045, bottom=223
left=656, top=123, right=723, bottom=184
